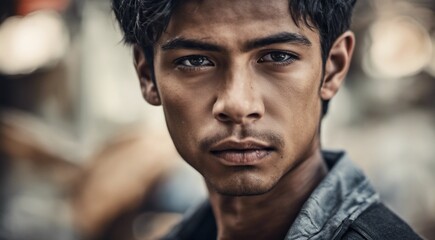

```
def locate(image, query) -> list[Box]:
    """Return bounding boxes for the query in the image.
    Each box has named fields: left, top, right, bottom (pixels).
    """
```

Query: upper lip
left=209, top=139, right=274, bottom=152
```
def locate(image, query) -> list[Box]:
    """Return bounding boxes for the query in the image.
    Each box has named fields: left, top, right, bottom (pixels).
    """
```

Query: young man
left=112, top=0, right=421, bottom=239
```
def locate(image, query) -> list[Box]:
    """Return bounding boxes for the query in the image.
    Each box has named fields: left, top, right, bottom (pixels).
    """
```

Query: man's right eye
left=174, top=55, right=214, bottom=68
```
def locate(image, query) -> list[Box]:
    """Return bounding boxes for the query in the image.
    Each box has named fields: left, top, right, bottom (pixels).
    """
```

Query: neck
left=208, top=149, right=328, bottom=240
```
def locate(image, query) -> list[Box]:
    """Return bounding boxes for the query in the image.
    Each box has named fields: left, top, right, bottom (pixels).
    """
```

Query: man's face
left=149, top=0, right=325, bottom=196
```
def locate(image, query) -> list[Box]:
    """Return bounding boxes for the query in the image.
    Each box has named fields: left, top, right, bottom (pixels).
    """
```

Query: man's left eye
left=258, top=52, right=297, bottom=63
left=175, top=55, right=214, bottom=67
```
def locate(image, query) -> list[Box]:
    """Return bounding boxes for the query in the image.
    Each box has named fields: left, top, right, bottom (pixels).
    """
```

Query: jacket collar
left=285, top=151, right=379, bottom=240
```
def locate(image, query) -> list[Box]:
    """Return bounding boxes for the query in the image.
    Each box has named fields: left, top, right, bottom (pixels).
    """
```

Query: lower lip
left=211, top=149, right=273, bottom=165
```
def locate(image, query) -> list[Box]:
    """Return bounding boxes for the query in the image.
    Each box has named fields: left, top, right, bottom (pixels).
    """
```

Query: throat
left=209, top=150, right=328, bottom=240
left=215, top=202, right=300, bottom=240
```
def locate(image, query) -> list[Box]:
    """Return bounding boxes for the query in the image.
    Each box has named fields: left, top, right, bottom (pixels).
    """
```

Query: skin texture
left=133, top=0, right=355, bottom=239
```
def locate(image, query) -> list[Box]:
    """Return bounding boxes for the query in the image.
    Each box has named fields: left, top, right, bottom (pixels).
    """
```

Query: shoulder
left=341, top=203, right=422, bottom=240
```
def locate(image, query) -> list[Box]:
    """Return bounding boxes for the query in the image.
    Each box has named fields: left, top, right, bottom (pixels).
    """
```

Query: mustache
left=199, top=128, right=285, bottom=151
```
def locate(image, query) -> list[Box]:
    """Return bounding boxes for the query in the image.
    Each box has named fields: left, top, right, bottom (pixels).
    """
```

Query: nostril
left=217, top=113, right=230, bottom=122
left=247, top=112, right=261, bottom=120
left=215, top=112, right=261, bottom=123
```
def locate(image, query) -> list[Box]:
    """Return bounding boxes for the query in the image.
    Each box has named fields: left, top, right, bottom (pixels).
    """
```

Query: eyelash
left=173, top=51, right=299, bottom=72
left=173, top=55, right=214, bottom=72
left=257, top=51, right=299, bottom=66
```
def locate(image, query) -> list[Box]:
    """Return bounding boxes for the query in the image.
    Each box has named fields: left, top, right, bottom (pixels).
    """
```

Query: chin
left=214, top=186, right=271, bottom=197
left=207, top=171, right=279, bottom=196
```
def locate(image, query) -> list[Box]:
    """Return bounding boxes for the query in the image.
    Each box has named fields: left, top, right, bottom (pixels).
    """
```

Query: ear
left=133, top=44, right=161, bottom=106
left=321, top=31, right=355, bottom=100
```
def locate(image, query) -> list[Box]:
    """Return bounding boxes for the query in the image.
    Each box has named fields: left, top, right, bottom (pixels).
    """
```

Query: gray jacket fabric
left=286, top=151, right=379, bottom=239
left=163, top=151, right=421, bottom=240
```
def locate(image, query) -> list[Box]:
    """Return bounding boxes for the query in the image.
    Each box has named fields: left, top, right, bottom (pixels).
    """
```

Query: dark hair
left=0, top=0, right=15, bottom=24
left=113, top=0, right=356, bottom=59
left=112, top=0, right=357, bottom=115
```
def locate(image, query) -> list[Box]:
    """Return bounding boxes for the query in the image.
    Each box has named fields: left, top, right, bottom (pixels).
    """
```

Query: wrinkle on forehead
left=188, top=0, right=288, bottom=22
left=168, top=0, right=291, bottom=30
left=157, top=0, right=320, bottom=53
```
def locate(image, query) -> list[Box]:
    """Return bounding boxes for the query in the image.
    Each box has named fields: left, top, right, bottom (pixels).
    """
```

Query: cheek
left=266, top=62, right=322, bottom=117
left=159, top=91, right=203, bottom=169
left=157, top=77, right=214, bottom=156
left=154, top=76, right=191, bottom=145
left=264, top=62, right=323, bottom=153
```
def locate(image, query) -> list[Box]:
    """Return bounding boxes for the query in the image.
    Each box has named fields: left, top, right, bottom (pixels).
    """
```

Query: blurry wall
left=323, top=0, right=435, bottom=237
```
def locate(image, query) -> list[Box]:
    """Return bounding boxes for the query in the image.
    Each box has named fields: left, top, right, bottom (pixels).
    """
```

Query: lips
left=209, top=139, right=275, bottom=165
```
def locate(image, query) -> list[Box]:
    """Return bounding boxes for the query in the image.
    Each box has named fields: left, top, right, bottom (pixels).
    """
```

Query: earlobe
left=133, top=45, right=161, bottom=106
left=321, top=31, right=355, bottom=100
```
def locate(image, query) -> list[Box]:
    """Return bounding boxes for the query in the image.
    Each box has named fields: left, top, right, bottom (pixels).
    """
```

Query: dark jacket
left=163, top=151, right=421, bottom=240
left=339, top=203, right=421, bottom=240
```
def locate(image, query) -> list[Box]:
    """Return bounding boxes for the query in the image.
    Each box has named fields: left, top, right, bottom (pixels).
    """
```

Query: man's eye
left=258, top=52, right=298, bottom=64
left=175, top=55, right=214, bottom=67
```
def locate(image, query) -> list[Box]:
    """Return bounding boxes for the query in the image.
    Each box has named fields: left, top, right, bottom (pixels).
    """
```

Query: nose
left=212, top=69, right=265, bottom=124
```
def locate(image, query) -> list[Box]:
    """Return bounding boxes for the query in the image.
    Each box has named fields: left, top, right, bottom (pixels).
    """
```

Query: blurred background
left=0, top=0, right=434, bottom=239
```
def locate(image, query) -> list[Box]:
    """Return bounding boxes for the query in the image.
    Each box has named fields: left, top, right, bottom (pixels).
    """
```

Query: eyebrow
left=161, top=37, right=224, bottom=52
left=244, top=32, right=312, bottom=51
left=160, top=32, right=311, bottom=52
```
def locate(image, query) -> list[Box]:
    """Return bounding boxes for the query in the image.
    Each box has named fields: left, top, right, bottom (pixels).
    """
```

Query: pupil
left=271, top=53, right=286, bottom=61
left=190, top=57, right=204, bottom=66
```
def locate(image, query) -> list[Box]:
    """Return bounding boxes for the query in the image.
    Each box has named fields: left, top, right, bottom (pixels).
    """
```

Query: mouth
left=209, top=140, right=275, bottom=165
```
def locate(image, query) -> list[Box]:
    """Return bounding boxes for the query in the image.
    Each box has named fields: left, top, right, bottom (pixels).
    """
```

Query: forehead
left=173, top=0, right=289, bottom=24
left=158, top=0, right=319, bottom=49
